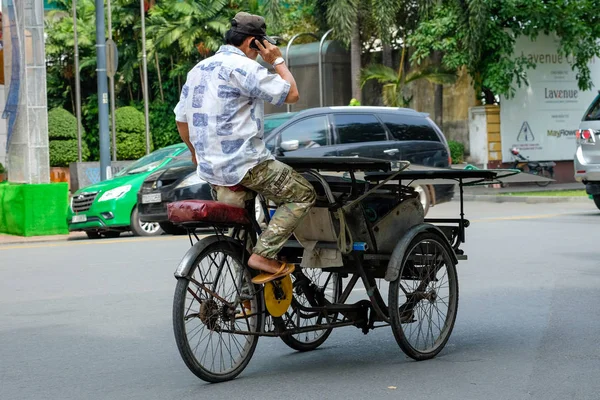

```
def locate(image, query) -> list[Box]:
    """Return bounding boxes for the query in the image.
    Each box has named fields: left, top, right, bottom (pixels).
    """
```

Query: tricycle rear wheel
left=388, top=232, right=458, bottom=360
left=173, top=241, right=263, bottom=383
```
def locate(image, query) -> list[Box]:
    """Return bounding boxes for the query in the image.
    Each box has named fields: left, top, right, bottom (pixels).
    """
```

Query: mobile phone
left=249, top=37, right=261, bottom=50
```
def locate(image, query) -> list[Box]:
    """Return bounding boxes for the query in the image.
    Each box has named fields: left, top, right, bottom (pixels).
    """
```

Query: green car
left=67, top=143, right=190, bottom=239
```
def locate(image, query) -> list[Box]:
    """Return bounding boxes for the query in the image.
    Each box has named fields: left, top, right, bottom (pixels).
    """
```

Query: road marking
left=0, top=235, right=187, bottom=251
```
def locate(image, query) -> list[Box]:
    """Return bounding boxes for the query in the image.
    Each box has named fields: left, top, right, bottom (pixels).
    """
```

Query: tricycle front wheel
left=388, top=232, right=458, bottom=360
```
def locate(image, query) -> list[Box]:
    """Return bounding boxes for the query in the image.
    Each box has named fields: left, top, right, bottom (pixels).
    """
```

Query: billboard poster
left=500, top=34, right=600, bottom=162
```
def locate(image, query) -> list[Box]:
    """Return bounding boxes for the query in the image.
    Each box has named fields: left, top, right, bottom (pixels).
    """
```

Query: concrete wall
left=408, top=67, right=478, bottom=152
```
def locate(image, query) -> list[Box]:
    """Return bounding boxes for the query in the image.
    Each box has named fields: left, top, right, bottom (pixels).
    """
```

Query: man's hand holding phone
left=254, top=38, right=283, bottom=65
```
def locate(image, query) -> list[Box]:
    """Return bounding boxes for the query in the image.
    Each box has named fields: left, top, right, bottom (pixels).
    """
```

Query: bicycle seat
left=167, top=200, right=251, bottom=227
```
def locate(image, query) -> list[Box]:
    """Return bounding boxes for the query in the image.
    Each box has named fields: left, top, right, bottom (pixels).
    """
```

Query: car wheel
left=86, top=231, right=101, bottom=239
left=412, top=185, right=430, bottom=217
left=159, top=222, right=188, bottom=235
left=593, top=195, right=600, bottom=210
left=131, top=206, right=164, bottom=236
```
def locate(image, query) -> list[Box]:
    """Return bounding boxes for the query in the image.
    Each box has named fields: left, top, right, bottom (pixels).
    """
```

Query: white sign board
left=500, top=34, right=600, bottom=162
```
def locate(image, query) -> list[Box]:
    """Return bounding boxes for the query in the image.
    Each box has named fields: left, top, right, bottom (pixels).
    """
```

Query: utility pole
left=95, top=0, right=111, bottom=180
left=140, top=0, right=151, bottom=155
left=107, top=0, right=117, bottom=161
left=73, top=0, right=83, bottom=162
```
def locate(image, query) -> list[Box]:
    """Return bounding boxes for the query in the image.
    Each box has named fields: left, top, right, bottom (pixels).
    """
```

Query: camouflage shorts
left=212, top=159, right=316, bottom=259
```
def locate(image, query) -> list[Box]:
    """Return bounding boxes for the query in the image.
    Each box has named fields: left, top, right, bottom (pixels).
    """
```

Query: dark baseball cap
left=230, top=12, right=276, bottom=45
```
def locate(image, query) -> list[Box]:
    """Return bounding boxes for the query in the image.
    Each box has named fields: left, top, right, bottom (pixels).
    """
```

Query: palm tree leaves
left=147, top=1, right=230, bottom=57
left=360, top=64, right=398, bottom=87
left=405, top=66, right=457, bottom=85
left=361, top=57, right=457, bottom=107
left=371, top=0, right=401, bottom=44
left=262, top=0, right=283, bottom=32
left=324, top=0, right=359, bottom=44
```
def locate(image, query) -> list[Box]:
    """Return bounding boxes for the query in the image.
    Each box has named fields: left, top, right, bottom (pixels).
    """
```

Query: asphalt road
left=1, top=201, right=599, bottom=400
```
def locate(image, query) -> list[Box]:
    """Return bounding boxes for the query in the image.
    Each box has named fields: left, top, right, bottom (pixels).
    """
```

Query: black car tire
left=159, top=222, right=188, bottom=235
left=593, top=195, right=600, bottom=210
left=86, top=231, right=101, bottom=239
left=131, top=206, right=164, bottom=237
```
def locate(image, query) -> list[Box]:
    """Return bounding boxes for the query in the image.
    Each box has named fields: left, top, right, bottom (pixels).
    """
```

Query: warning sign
left=517, top=121, right=535, bottom=142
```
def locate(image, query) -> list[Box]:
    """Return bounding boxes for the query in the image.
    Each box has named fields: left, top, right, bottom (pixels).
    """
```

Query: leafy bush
left=349, top=98, right=361, bottom=106
left=115, top=106, right=153, bottom=160
left=49, top=139, right=90, bottom=167
left=82, top=93, right=100, bottom=161
left=0, top=162, right=5, bottom=174
left=448, top=140, right=465, bottom=164
left=48, top=108, right=89, bottom=166
left=149, top=101, right=181, bottom=149
left=116, top=132, right=152, bottom=160
left=116, top=106, right=145, bottom=135
left=48, top=107, right=79, bottom=140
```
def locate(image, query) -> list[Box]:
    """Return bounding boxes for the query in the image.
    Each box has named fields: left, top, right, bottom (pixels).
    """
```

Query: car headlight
left=175, top=174, right=205, bottom=189
left=98, top=185, right=132, bottom=202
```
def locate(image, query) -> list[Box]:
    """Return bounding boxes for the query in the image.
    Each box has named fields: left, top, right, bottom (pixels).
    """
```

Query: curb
left=461, top=194, right=590, bottom=204
left=0, top=232, right=87, bottom=246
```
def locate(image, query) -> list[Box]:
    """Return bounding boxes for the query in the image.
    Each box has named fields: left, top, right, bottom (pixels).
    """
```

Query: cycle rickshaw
left=166, top=156, right=511, bottom=383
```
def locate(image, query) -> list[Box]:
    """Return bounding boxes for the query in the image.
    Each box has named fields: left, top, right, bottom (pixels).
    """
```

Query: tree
left=46, top=0, right=98, bottom=111
left=315, top=0, right=405, bottom=102
left=360, top=44, right=457, bottom=107
left=408, top=0, right=600, bottom=104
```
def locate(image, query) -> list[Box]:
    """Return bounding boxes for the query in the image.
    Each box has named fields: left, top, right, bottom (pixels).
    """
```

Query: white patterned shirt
left=174, top=45, right=290, bottom=186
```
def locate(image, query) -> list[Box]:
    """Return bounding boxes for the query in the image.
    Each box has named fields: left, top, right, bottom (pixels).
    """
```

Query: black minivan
left=263, top=106, right=454, bottom=206
left=138, top=106, right=455, bottom=226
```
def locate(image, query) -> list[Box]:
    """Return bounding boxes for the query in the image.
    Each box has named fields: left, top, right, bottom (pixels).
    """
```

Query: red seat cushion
left=167, top=200, right=251, bottom=225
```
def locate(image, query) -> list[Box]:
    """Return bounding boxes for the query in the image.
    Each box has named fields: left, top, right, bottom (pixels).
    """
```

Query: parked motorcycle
left=508, top=147, right=555, bottom=187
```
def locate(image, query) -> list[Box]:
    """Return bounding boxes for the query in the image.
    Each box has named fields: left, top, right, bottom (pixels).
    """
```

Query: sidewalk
left=0, top=231, right=87, bottom=246
left=461, top=182, right=590, bottom=203
left=464, top=182, right=584, bottom=194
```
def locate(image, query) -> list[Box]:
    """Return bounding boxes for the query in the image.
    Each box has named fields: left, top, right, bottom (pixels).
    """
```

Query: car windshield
left=264, top=113, right=296, bottom=136
left=116, top=146, right=182, bottom=176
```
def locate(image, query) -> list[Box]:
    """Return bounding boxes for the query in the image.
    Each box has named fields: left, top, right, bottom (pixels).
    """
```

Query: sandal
left=251, top=263, right=295, bottom=284
left=235, top=300, right=252, bottom=319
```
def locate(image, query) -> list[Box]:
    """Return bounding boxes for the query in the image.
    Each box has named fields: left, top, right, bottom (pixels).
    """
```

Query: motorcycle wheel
left=534, top=168, right=552, bottom=187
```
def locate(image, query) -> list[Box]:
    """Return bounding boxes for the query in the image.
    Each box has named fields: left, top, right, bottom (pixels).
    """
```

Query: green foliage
left=448, top=140, right=464, bottom=164
left=47, top=107, right=89, bottom=166
left=116, top=132, right=152, bottom=161
left=49, top=139, right=90, bottom=167
left=115, top=106, right=152, bottom=160
left=349, top=98, right=361, bottom=106
left=146, top=0, right=231, bottom=58
left=81, top=93, right=99, bottom=161
left=149, top=101, right=181, bottom=149
left=115, top=106, right=145, bottom=135
left=360, top=47, right=457, bottom=107
left=408, top=0, right=600, bottom=103
left=0, top=162, right=5, bottom=174
left=48, top=108, right=79, bottom=140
